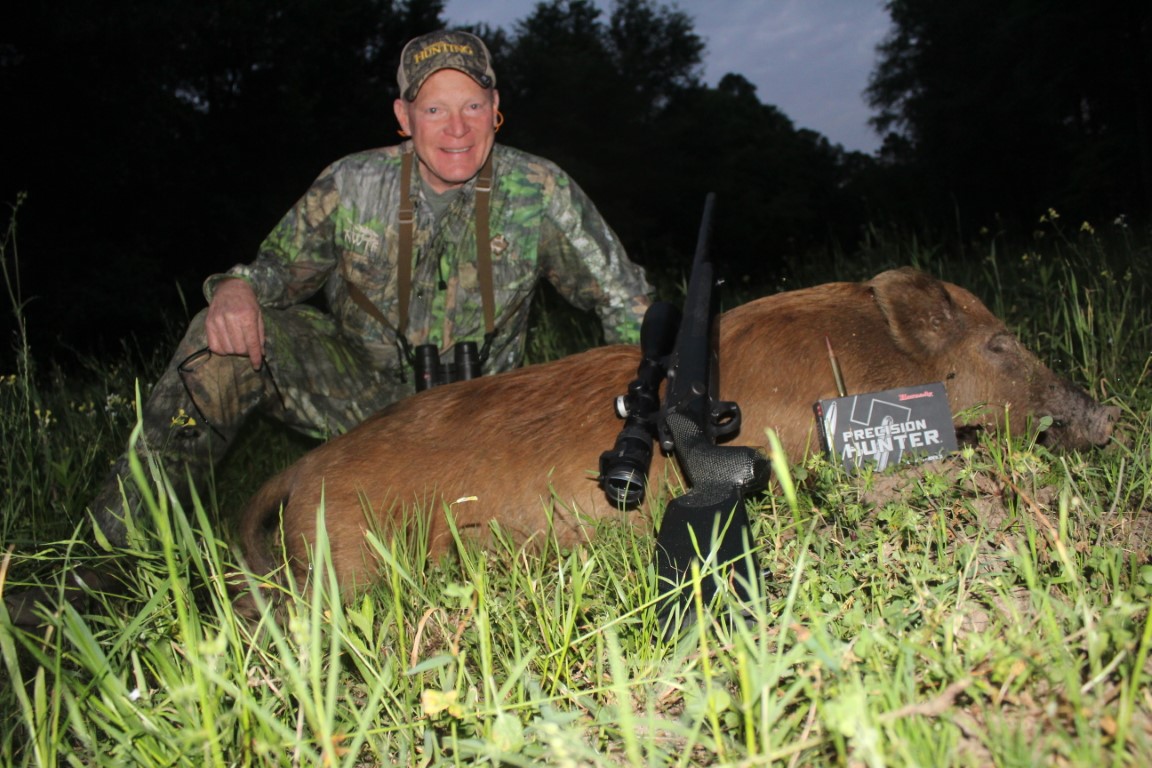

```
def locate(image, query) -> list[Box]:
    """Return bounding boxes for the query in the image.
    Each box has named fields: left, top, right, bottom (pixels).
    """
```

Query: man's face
left=393, top=69, right=499, bottom=195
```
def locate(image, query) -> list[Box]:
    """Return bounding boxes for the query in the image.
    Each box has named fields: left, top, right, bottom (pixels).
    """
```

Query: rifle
left=654, top=193, right=770, bottom=625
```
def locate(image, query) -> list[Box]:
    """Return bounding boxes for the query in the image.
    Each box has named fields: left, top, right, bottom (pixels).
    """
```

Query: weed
left=3, top=210, right=1152, bottom=765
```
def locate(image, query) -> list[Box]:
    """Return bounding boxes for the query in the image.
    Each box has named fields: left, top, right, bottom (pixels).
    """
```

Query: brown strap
left=344, top=276, right=395, bottom=331
left=342, top=261, right=415, bottom=374
left=397, top=149, right=416, bottom=337
left=474, top=151, right=496, bottom=336
left=346, top=147, right=498, bottom=358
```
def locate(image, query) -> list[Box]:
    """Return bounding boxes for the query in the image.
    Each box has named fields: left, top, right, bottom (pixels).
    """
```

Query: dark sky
left=445, top=0, right=891, bottom=152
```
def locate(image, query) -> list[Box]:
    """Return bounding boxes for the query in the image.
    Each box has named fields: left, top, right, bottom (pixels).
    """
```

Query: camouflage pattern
left=92, top=142, right=650, bottom=540
left=204, top=142, right=651, bottom=376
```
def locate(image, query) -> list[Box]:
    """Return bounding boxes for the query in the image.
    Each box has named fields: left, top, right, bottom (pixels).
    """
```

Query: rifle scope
left=598, top=301, right=681, bottom=508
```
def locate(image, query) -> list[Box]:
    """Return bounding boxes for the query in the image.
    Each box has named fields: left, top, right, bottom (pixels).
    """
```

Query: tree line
left=2, top=0, right=1148, bottom=367
left=868, top=0, right=1151, bottom=229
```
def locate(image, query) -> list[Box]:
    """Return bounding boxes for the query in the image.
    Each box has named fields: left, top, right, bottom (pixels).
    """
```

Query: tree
left=867, top=0, right=1152, bottom=226
left=647, top=74, right=853, bottom=286
left=497, top=1, right=852, bottom=289
left=497, top=0, right=703, bottom=219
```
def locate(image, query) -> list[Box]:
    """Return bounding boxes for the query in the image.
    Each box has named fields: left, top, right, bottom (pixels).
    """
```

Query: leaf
left=489, top=712, right=525, bottom=753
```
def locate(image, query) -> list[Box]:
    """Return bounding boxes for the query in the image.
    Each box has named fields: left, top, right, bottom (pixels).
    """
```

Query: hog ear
left=868, top=268, right=964, bottom=359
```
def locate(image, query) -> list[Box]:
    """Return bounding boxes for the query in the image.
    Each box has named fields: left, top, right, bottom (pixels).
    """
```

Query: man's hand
left=206, top=278, right=265, bottom=369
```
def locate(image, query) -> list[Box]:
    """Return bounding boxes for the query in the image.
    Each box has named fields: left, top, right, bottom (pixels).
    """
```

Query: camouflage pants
left=90, top=304, right=407, bottom=546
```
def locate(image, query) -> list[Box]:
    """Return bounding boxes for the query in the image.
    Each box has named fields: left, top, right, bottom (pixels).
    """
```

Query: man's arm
left=538, top=173, right=652, bottom=344
left=200, top=163, right=346, bottom=367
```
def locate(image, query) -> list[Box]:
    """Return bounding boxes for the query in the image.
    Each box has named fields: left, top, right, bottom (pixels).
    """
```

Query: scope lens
left=604, top=469, right=645, bottom=508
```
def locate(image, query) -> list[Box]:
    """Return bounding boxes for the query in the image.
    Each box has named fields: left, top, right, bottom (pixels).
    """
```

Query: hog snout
left=1036, top=379, right=1119, bottom=450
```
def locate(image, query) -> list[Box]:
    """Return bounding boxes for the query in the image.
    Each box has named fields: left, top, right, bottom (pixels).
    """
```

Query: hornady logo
left=415, top=42, right=474, bottom=62
left=898, top=390, right=936, bottom=401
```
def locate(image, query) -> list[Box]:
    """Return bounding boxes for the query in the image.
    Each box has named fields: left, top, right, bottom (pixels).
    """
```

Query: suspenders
left=343, top=147, right=499, bottom=379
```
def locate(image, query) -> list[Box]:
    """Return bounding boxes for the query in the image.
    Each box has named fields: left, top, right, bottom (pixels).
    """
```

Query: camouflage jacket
left=205, top=142, right=651, bottom=376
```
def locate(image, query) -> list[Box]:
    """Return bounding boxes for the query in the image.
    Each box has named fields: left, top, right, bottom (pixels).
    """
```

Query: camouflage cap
left=397, top=30, right=497, bottom=101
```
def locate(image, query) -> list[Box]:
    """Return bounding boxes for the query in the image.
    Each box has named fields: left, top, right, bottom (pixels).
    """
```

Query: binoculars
left=412, top=341, right=482, bottom=392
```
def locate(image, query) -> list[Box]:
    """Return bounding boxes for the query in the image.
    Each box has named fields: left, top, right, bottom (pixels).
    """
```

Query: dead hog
left=240, top=267, right=1118, bottom=595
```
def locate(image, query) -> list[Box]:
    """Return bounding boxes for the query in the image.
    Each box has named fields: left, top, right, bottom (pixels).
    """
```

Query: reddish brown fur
left=240, top=268, right=1117, bottom=596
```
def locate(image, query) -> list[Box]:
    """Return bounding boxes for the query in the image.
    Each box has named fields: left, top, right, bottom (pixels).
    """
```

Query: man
left=91, top=29, right=651, bottom=546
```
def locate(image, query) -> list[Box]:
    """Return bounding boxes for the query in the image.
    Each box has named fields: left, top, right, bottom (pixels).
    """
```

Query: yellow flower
left=34, top=408, right=54, bottom=429
left=171, top=408, right=198, bottom=428
left=421, top=689, right=463, bottom=718
left=1079, top=221, right=1095, bottom=235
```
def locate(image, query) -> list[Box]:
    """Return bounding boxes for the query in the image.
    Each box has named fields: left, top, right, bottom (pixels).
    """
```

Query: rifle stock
left=656, top=193, right=770, bottom=625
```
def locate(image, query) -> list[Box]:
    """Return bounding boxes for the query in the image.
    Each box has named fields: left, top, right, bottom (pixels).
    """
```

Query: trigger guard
left=710, top=400, right=742, bottom=440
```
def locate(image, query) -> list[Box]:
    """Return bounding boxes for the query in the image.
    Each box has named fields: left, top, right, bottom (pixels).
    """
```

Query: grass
left=2, top=206, right=1152, bottom=766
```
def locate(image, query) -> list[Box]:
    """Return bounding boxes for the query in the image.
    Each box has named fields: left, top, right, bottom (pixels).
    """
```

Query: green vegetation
left=2, top=210, right=1151, bottom=766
